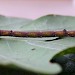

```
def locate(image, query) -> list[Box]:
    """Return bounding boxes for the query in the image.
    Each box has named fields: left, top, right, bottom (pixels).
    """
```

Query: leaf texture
left=0, top=15, right=75, bottom=74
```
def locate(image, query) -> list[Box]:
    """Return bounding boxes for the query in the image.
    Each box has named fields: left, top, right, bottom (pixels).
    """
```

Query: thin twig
left=0, top=29, right=75, bottom=37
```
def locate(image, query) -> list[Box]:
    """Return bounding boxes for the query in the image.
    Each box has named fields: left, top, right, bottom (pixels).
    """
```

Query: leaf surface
left=0, top=15, right=75, bottom=74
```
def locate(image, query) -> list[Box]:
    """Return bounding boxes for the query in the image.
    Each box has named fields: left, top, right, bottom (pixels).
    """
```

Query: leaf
left=0, top=15, right=75, bottom=74
left=0, top=15, right=32, bottom=30
left=51, top=47, right=75, bottom=74
left=51, top=47, right=75, bottom=59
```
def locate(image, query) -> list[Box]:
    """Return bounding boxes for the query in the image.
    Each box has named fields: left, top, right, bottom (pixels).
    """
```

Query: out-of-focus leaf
left=0, top=15, right=75, bottom=74
left=51, top=47, right=75, bottom=75
left=0, top=15, right=32, bottom=30
left=51, top=47, right=75, bottom=58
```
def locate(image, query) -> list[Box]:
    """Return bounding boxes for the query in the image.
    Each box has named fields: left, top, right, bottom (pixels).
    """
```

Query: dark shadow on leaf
left=44, top=37, right=63, bottom=42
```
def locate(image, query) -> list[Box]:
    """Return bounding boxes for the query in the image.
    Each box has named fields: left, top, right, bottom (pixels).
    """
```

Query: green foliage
left=51, top=47, right=75, bottom=75
left=0, top=15, right=75, bottom=75
left=52, top=47, right=75, bottom=59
